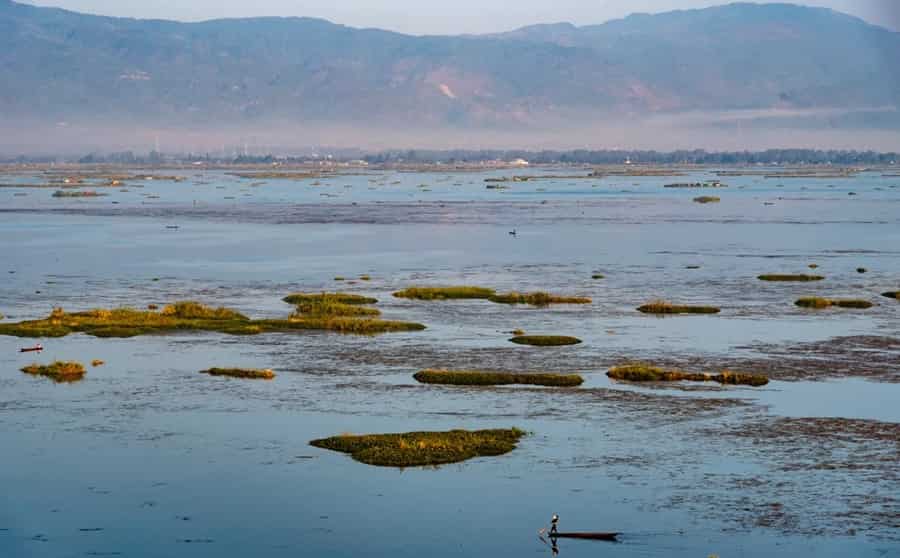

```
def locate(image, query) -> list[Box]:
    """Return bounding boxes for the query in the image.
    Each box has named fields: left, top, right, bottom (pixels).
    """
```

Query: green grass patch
left=758, top=274, right=825, bottom=282
left=283, top=293, right=377, bottom=305
left=414, top=369, right=583, bottom=387
left=292, top=300, right=380, bottom=318
left=286, top=293, right=381, bottom=318
left=21, top=361, right=86, bottom=383
left=160, top=301, right=248, bottom=320
left=0, top=302, right=424, bottom=338
left=200, top=367, right=275, bottom=379
left=608, top=363, right=768, bottom=387
left=509, top=335, right=582, bottom=347
left=394, top=286, right=589, bottom=306
left=795, top=297, right=873, bottom=309
left=310, top=428, right=525, bottom=467
left=693, top=196, right=721, bottom=203
left=637, top=300, right=720, bottom=314
left=487, top=292, right=591, bottom=306
left=393, top=286, right=496, bottom=300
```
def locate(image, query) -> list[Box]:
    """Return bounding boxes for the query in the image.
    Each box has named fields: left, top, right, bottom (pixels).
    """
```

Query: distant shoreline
left=2, top=148, right=897, bottom=168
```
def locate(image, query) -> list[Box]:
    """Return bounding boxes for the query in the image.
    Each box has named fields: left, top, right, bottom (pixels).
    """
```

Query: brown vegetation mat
left=681, top=417, right=900, bottom=540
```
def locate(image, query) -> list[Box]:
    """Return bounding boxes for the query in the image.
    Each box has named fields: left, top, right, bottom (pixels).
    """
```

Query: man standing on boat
left=550, top=514, right=559, bottom=535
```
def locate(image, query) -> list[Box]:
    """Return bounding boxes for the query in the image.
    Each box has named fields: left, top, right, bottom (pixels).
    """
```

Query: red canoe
left=551, top=532, right=619, bottom=541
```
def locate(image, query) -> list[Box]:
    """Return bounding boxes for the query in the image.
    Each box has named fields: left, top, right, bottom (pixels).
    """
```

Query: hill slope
left=1, top=1, right=898, bottom=151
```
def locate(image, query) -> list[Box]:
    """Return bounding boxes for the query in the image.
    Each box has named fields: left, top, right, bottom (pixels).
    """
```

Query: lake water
left=1, top=166, right=898, bottom=557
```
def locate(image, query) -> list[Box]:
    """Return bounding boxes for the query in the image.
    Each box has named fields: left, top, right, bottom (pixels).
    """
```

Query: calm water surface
left=1, top=167, right=898, bottom=557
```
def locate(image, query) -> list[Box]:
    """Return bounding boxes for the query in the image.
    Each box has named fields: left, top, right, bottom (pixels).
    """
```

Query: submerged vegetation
left=413, top=369, right=584, bottom=387
left=637, top=300, right=720, bottom=314
left=200, top=367, right=275, bottom=379
left=21, top=361, right=86, bottom=383
left=509, top=335, right=582, bottom=346
left=795, top=297, right=874, bottom=309
left=0, top=301, right=424, bottom=338
left=394, top=286, right=590, bottom=306
left=608, top=363, right=769, bottom=387
left=758, top=274, right=825, bottom=282
left=310, top=428, right=526, bottom=467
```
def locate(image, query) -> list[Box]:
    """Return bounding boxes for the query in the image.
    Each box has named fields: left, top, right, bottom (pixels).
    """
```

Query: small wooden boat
left=551, top=532, right=619, bottom=541
left=20, top=344, right=43, bottom=353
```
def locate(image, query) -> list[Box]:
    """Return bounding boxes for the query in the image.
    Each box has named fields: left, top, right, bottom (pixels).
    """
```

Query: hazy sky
left=24, top=0, right=900, bottom=34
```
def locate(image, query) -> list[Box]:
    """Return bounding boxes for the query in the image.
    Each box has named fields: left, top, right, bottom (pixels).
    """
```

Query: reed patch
left=21, top=361, right=86, bottom=383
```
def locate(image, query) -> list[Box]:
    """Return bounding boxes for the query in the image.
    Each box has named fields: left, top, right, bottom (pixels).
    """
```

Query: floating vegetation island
left=310, top=428, right=526, bottom=467
left=393, top=286, right=590, bottom=306
left=200, top=367, right=276, bottom=380
left=509, top=335, right=582, bottom=346
left=795, top=297, right=873, bottom=309
left=414, top=369, right=584, bottom=387
left=693, top=196, right=721, bottom=203
left=881, top=291, right=899, bottom=300
left=393, top=286, right=497, bottom=300
left=664, top=181, right=726, bottom=188
left=638, top=300, right=720, bottom=314
left=0, top=301, right=424, bottom=338
left=608, top=363, right=769, bottom=387
left=52, top=190, right=107, bottom=198
left=286, top=293, right=381, bottom=318
left=21, top=361, right=86, bottom=383
left=758, top=274, right=825, bottom=282
left=488, top=292, right=591, bottom=305
left=283, top=293, right=377, bottom=305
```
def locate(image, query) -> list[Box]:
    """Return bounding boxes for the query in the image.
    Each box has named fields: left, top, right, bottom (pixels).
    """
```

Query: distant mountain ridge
left=1, top=1, right=898, bottom=152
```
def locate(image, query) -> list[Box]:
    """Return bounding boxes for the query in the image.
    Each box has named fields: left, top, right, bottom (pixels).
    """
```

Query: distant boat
left=551, top=532, right=619, bottom=541
left=20, top=344, right=43, bottom=353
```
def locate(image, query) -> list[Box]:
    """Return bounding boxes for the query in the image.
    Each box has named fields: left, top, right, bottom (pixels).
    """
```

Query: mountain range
left=1, top=0, right=899, bottom=153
